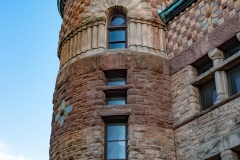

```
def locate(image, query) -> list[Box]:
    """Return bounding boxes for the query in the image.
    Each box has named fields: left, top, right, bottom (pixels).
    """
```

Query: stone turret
left=50, top=0, right=175, bottom=159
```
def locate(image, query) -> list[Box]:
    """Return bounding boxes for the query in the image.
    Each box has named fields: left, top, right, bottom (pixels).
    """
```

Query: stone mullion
left=129, top=22, right=136, bottom=50
left=60, top=45, right=64, bottom=67
left=142, top=23, right=148, bottom=52
left=136, top=23, right=142, bottom=51
left=147, top=24, right=154, bottom=50
left=208, top=48, right=229, bottom=104
left=87, top=27, right=92, bottom=51
left=73, top=34, right=78, bottom=57
left=82, top=29, right=87, bottom=53
left=159, top=29, right=166, bottom=53
left=70, top=37, right=74, bottom=59
left=98, top=24, right=105, bottom=49
left=92, top=25, right=98, bottom=49
left=77, top=31, right=82, bottom=55
left=67, top=40, right=70, bottom=62
left=153, top=26, right=159, bottom=54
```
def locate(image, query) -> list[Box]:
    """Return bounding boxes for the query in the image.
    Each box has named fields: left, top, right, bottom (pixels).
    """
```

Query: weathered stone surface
left=98, top=51, right=132, bottom=70
left=132, top=52, right=163, bottom=72
left=220, top=150, right=239, bottom=160
left=223, top=128, right=240, bottom=150
left=194, top=137, right=224, bottom=160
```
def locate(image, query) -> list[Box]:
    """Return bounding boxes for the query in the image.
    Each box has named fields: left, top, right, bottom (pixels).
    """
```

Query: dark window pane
left=108, top=77, right=126, bottom=86
left=107, top=125, right=125, bottom=141
left=229, top=66, right=240, bottom=95
left=110, top=31, right=125, bottom=42
left=111, top=14, right=125, bottom=26
left=108, top=97, right=126, bottom=105
left=201, top=81, right=217, bottom=110
left=110, top=43, right=126, bottom=49
left=227, top=44, right=240, bottom=57
left=199, top=62, right=213, bottom=74
left=107, top=141, right=126, bottom=159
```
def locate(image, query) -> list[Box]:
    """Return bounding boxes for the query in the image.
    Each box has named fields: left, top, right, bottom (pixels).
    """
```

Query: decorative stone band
left=59, top=19, right=167, bottom=69
left=128, top=20, right=166, bottom=57
left=59, top=23, right=106, bottom=68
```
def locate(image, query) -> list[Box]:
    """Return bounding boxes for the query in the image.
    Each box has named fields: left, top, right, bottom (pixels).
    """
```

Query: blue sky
left=0, top=1, right=61, bottom=159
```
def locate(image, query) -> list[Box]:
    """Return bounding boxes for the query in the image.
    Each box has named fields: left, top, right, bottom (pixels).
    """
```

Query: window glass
left=110, top=43, right=126, bottom=49
left=108, top=77, right=126, bottom=86
left=107, top=142, right=126, bottom=159
left=201, top=81, right=217, bottom=110
left=199, top=62, right=213, bottom=75
left=229, top=66, right=240, bottom=95
left=227, top=45, right=240, bottom=57
left=107, top=124, right=126, bottom=160
left=110, top=30, right=125, bottom=42
left=108, top=97, right=126, bottom=105
left=107, top=125, right=126, bottom=140
left=111, top=14, right=125, bottom=26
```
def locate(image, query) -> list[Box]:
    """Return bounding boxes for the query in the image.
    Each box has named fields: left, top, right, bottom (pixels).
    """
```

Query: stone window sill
left=96, top=84, right=134, bottom=91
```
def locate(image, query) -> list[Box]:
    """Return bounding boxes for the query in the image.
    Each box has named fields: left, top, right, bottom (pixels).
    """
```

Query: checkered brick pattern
left=166, top=0, right=240, bottom=59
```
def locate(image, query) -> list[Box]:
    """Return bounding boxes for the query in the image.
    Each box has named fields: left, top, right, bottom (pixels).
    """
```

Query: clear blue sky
left=0, top=1, right=61, bottom=159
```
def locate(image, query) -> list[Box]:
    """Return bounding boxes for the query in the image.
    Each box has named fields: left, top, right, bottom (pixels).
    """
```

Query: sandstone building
left=50, top=0, right=240, bottom=159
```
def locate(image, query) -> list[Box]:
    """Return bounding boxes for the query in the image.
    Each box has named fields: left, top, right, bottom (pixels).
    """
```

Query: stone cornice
left=159, top=0, right=198, bottom=24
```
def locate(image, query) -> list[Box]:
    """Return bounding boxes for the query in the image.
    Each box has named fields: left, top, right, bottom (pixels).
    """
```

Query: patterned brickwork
left=166, top=0, right=240, bottom=59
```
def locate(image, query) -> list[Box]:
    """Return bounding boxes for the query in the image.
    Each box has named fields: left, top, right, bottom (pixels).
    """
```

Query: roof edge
left=57, top=0, right=65, bottom=18
left=159, top=0, right=198, bottom=24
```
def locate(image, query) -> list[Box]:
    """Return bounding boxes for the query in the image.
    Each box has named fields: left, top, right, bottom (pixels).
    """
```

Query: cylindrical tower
left=50, top=0, right=175, bottom=159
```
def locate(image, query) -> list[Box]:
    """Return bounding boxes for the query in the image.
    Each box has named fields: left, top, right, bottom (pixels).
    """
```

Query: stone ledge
left=98, top=108, right=132, bottom=117
left=191, top=51, right=240, bottom=87
left=96, top=84, right=134, bottom=91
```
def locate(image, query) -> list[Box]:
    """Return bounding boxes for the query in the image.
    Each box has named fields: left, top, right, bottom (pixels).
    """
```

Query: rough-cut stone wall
left=171, top=65, right=200, bottom=127
left=174, top=96, right=240, bottom=160
left=50, top=51, right=175, bottom=160
left=166, top=0, right=240, bottom=59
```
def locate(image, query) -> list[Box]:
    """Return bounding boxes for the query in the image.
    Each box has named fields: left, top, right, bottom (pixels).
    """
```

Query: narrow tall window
left=200, top=81, right=217, bottom=110
left=228, top=65, right=240, bottom=95
left=108, top=12, right=127, bottom=49
left=106, top=124, right=127, bottom=160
